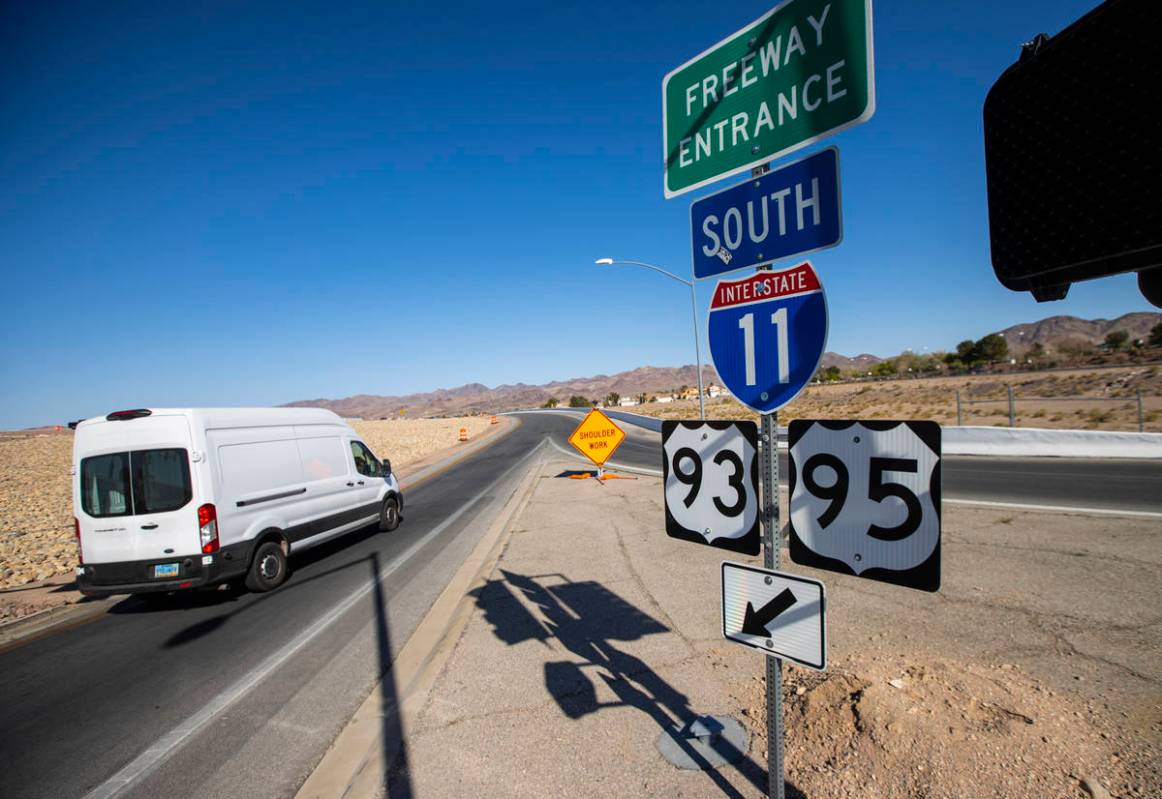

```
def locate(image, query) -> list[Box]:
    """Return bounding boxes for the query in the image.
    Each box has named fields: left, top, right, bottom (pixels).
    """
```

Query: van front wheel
left=378, top=497, right=401, bottom=532
left=245, top=540, right=287, bottom=592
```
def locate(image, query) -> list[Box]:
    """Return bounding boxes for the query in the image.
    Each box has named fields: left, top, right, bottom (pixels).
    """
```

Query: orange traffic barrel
left=490, top=415, right=498, bottom=425
left=459, top=427, right=468, bottom=442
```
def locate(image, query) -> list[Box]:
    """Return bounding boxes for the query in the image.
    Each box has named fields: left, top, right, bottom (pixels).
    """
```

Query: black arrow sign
left=741, top=587, right=797, bottom=637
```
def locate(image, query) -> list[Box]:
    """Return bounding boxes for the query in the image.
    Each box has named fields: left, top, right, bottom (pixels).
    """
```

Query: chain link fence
left=955, top=388, right=1157, bottom=432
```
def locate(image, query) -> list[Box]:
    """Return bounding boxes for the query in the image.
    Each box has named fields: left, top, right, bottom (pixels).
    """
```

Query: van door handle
left=141, top=523, right=158, bottom=530
left=357, top=480, right=365, bottom=485
left=346, top=482, right=355, bottom=487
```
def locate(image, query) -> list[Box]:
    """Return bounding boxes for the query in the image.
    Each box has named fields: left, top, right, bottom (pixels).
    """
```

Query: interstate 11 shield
left=707, top=261, right=828, bottom=414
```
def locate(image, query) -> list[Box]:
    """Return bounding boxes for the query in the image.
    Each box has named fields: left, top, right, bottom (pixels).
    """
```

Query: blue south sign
left=707, top=261, right=828, bottom=414
left=691, top=147, right=841, bottom=281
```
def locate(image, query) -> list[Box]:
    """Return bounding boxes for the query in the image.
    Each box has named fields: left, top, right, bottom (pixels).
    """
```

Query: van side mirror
left=381, top=459, right=392, bottom=477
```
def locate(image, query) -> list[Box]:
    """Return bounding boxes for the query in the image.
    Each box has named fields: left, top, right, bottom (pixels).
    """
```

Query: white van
left=72, top=407, right=403, bottom=596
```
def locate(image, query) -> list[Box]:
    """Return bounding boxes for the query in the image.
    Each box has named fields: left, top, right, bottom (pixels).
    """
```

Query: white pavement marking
left=945, top=497, right=1162, bottom=520
left=82, top=441, right=546, bottom=799
left=545, top=436, right=663, bottom=477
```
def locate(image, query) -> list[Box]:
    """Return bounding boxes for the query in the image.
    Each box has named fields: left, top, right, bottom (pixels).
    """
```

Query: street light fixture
left=594, top=257, right=706, bottom=418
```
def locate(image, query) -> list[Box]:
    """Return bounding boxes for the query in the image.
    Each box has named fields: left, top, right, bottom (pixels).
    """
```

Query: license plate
left=153, top=563, right=180, bottom=579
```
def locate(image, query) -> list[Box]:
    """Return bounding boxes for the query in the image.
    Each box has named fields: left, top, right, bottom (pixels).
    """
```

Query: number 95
left=800, top=455, right=923, bottom=540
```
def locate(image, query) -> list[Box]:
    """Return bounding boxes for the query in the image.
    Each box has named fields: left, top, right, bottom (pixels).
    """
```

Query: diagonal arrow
left=741, top=587, right=797, bottom=637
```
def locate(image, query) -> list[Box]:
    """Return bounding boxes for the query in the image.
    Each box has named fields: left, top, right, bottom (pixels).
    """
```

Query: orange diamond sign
left=567, top=409, right=626, bottom=467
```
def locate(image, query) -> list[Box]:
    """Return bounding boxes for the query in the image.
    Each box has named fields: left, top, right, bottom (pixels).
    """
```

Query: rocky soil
left=0, top=417, right=495, bottom=618
left=0, top=429, right=74, bottom=595
left=728, top=651, right=1161, bottom=799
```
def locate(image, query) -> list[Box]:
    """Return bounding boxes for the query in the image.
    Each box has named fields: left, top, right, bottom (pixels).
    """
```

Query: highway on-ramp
left=539, top=409, right=1162, bottom=515
left=0, top=411, right=1158, bottom=799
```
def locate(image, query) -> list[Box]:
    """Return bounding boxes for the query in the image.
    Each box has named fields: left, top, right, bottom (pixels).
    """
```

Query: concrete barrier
left=942, top=425, right=1162, bottom=459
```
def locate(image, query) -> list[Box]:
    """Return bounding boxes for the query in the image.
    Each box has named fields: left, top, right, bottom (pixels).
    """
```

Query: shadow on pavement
left=372, top=551, right=413, bottom=799
left=133, top=547, right=417, bottom=796
left=470, top=569, right=791, bottom=798
left=553, top=469, right=597, bottom=478
left=107, top=522, right=385, bottom=617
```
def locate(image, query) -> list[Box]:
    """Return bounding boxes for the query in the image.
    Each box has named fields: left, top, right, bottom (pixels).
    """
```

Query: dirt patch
left=730, top=651, right=1160, bottom=798
left=349, top=417, right=494, bottom=467
left=0, top=429, right=75, bottom=595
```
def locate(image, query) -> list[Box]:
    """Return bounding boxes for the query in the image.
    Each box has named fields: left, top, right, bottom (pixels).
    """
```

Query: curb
left=0, top=597, right=113, bottom=653
left=296, top=444, right=547, bottom=798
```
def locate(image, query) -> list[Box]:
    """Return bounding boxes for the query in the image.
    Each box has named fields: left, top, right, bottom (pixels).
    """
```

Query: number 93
left=672, top=447, right=747, bottom=517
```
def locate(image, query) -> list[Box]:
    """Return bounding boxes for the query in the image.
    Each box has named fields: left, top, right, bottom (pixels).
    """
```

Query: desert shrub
left=1150, top=323, right=1162, bottom=347
left=1104, top=330, right=1129, bottom=350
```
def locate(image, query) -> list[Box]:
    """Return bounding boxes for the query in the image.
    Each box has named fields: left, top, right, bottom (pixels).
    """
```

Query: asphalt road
left=0, top=412, right=1158, bottom=799
left=0, top=414, right=564, bottom=799
left=548, top=409, right=1162, bottom=514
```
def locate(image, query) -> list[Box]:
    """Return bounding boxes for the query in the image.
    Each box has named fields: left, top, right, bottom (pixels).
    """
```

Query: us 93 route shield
left=662, top=420, right=760, bottom=555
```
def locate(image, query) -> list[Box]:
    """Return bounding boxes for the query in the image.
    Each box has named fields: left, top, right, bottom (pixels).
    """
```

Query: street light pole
left=687, top=279, right=706, bottom=419
left=595, top=258, right=706, bottom=418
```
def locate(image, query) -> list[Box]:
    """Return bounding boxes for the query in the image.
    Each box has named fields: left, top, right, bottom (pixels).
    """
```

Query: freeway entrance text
left=662, top=0, right=874, bottom=198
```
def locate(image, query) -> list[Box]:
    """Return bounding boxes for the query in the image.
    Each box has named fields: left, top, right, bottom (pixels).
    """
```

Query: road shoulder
left=296, top=438, right=544, bottom=798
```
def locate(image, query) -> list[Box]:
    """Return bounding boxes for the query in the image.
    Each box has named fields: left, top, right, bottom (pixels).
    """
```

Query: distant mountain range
left=991, top=312, right=1160, bottom=350
left=285, top=312, right=1161, bottom=418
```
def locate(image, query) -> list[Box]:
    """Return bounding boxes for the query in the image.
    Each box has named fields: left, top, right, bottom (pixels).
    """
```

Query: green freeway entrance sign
left=662, top=0, right=875, bottom=198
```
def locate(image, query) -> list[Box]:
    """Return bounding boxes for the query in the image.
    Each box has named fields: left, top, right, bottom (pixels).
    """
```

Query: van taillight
left=198, top=503, right=219, bottom=554
left=74, top=517, right=83, bottom=565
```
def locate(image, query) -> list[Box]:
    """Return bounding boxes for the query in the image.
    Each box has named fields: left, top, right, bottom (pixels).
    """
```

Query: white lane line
left=83, top=441, right=546, bottom=799
left=544, top=436, right=663, bottom=477
left=945, top=497, right=1162, bottom=520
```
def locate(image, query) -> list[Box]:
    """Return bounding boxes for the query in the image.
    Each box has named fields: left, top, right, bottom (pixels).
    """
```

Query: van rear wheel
left=378, top=496, right=401, bottom=532
left=245, top=540, right=287, bottom=592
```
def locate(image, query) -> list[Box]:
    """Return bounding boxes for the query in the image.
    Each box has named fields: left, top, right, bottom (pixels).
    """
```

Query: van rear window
left=81, top=448, right=192, bottom=517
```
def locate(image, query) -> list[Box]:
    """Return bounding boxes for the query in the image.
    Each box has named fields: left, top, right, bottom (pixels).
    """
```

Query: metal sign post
left=760, top=411, right=783, bottom=799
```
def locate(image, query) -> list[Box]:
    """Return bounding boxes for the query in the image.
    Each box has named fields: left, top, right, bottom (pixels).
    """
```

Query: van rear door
left=76, top=416, right=201, bottom=563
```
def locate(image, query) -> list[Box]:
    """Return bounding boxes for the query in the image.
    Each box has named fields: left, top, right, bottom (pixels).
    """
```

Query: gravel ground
left=732, top=653, right=1158, bottom=799
left=0, top=417, right=494, bottom=604
left=397, top=460, right=1160, bottom=799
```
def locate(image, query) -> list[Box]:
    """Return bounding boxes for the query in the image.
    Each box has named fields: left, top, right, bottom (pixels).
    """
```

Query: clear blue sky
left=0, top=0, right=1148, bottom=428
